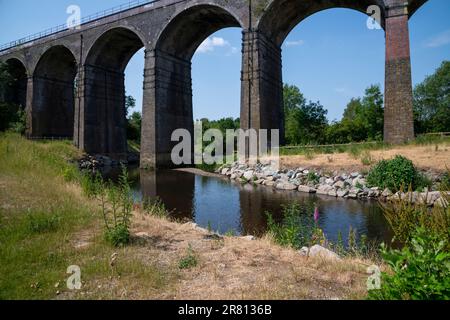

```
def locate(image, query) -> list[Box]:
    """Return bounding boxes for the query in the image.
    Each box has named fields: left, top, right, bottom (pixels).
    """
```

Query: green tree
left=125, top=94, right=136, bottom=117
left=413, top=61, right=450, bottom=134
left=283, top=84, right=328, bottom=145
left=127, top=111, right=142, bottom=142
left=0, top=62, right=24, bottom=133
left=361, top=84, right=384, bottom=141
left=328, top=84, right=384, bottom=143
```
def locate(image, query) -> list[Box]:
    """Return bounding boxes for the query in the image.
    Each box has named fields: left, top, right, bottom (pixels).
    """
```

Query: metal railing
left=0, top=0, right=159, bottom=52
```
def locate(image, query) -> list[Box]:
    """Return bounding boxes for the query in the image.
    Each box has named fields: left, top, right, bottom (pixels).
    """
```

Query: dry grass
left=100, top=212, right=373, bottom=300
left=281, top=143, right=450, bottom=172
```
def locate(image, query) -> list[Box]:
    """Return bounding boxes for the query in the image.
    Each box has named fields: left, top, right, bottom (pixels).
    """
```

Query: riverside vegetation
left=0, top=133, right=380, bottom=300
left=1, top=133, right=449, bottom=299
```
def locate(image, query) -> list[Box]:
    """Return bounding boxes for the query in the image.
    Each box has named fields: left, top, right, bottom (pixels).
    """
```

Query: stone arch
left=82, top=27, right=145, bottom=158
left=32, top=45, right=77, bottom=138
left=1, top=58, right=28, bottom=108
left=257, top=0, right=385, bottom=46
left=155, top=4, right=243, bottom=59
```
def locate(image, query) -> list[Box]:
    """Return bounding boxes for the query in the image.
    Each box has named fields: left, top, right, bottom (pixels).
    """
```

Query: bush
left=367, top=155, right=422, bottom=192
left=178, top=245, right=198, bottom=269
left=27, top=212, right=61, bottom=234
left=381, top=189, right=449, bottom=249
left=440, top=172, right=450, bottom=190
left=104, top=224, right=130, bottom=247
left=84, top=165, right=134, bottom=247
left=368, top=228, right=450, bottom=300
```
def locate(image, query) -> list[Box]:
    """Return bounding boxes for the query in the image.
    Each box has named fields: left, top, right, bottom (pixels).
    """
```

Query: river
left=102, top=167, right=393, bottom=246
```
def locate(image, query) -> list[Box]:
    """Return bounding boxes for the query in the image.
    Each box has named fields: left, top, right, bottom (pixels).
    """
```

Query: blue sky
left=0, top=0, right=448, bottom=121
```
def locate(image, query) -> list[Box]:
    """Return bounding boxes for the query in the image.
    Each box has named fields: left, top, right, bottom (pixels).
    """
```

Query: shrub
left=368, top=228, right=450, bottom=300
left=178, top=245, right=198, bottom=269
left=381, top=190, right=449, bottom=249
left=27, top=212, right=61, bottom=234
left=87, top=165, right=134, bottom=247
left=367, top=155, right=421, bottom=192
left=104, top=224, right=130, bottom=247
left=440, top=172, right=450, bottom=190
left=306, top=171, right=319, bottom=184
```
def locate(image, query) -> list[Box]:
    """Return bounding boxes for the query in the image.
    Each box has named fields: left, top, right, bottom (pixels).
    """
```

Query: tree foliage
left=413, top=61, right=450, bottom=134
left=283, top=84, right=328, bottom=145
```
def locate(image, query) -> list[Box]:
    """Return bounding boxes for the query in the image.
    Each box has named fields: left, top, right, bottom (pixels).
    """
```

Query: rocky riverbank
left=217, top=162, right=449, bottom=207
left=78, top=153, right=139, bottom=170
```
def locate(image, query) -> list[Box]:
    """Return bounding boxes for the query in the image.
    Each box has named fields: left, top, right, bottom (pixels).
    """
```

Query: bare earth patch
left=281, top=143, right=450, bottom=172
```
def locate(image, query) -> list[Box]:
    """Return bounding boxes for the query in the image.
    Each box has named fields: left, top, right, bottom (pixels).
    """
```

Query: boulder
left=337, top=189, right=349, bottom=197
left=317, top=185, right=333, bottom=195
left=243, top=170, right=254, bottom=181
left=264, top=180, right=276, bottom=187
left=334, top=181, right=345, bottom=189
left=298, top=185, right=317, bottom=193
left=328, top=189, right=338, bottom=197
left=276, top=182, right=298, bottom=190
left=307, top=245, right=341, bottom=260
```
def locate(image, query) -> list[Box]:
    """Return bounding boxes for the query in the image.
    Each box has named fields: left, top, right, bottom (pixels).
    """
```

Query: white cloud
left=197, top=36, right=230, bottom=53
left=425, top=29, right=450, bottom=48
left=285, top=40, right=305, bottom=47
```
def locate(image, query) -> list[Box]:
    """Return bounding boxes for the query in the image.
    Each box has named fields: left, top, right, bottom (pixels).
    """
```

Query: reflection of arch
left=257, top=0, right=385, bottom=46
left=82, top=27, right=145, bottom=158
left=32, top=45, right=77, bottom=137
left=2, top=58, right=27, bottom=108
left=156, top=4, right=242, bottom=59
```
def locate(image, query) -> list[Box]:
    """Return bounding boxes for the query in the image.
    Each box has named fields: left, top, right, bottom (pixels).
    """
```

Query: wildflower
left=314, top=207, right=320, bottom=223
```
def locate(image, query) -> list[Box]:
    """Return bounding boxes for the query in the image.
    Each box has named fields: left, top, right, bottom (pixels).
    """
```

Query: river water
left=103, top=167, right=392, bottom=245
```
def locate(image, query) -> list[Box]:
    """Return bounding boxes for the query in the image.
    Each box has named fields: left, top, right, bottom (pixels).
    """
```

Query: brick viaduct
left=0, top=0, right=429, bottom=168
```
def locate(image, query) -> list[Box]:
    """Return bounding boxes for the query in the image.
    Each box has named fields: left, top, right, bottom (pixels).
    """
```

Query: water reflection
left=104, top=168, right=392, bottom=244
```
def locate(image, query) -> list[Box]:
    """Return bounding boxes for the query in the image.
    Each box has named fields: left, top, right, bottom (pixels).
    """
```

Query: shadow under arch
left=31, top=45, right=77, bottom=138
left=81, top=27, right=145, bottom=159
left=1, top=58, right=27, bottom=109
left=141, top=4, right=243, bottom=168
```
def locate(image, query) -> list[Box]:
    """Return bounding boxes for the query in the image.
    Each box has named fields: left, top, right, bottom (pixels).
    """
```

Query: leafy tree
left=0, top=62, right=25, bottom=133
left=327, top=84, right=384, bottom=143
left=283, top=84, right=328, bottom=145
left=125, top=94, right=136, bottom=117
left=127, top=111, right=142, bottom=142
left=413, top=61, right=450, bottom=134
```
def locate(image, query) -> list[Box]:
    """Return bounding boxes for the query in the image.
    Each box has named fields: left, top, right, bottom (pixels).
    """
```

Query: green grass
left=0, top=133, right=174, bottom=299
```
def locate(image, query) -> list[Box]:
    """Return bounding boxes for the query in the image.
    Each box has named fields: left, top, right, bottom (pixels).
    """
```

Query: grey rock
left=298, top=185, right=317, bottom=193
left=243, top=170, right=254, bottom=181
left=276, top=182, right=298, bottom=190
left=337, top=190, right=349, bottom=197
left=308, top=245, right=341, bottom=260
left=334, top=181, right=345, bottom=189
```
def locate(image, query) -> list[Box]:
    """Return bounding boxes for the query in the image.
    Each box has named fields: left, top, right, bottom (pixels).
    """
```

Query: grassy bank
left=0, top=133, right=375, bottom=300
left=0, top=133, right=174, bottom=299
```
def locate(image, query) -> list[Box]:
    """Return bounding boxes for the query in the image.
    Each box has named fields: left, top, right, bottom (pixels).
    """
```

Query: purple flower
left=314, top=207, right=320, bottom=223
